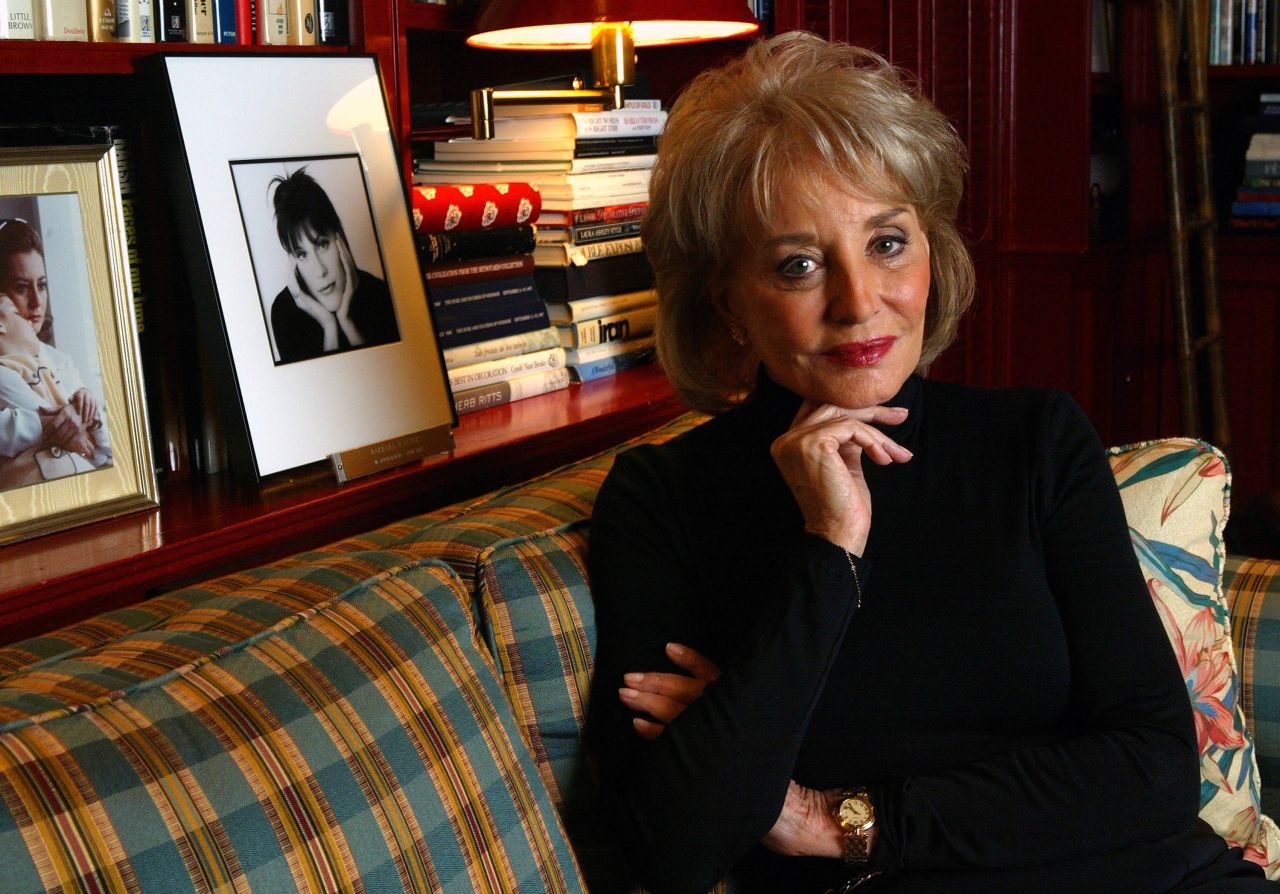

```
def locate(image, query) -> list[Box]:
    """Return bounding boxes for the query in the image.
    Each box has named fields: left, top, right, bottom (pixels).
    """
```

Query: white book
left=37, top=0, right=86, bottom=37
left=183, top=0, right=212, bottom=40
left=445, top=108, right=667, bottom=142
left=2, top=0, right=36, bottom=37
left=447, top=98, right=660, bottom=122
left=412, top=154, right=657, bottom=180
left=533, top=235, right=644, bottom=268
left=538, top=191, right=650, bottom=213
left=522, top=168, right=652, bottom=197
left=454, top=366, right=571, bottom=416
left=558, top=303, right=657, bottom=349
left=546, top=288, right=657, bottom=325
left=258, top=0, right=287, bottom=42
left=116, top=0, right=154, bottom=40
left=442, top=326, right=560, bottom=370
left=286, top=0, right=314, bottom=44
left=566, top=334, right=656, bottom=367
left=447, top=346, right=566, bottom=392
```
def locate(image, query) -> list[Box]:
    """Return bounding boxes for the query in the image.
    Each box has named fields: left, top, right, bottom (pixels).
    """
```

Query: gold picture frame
left=0, top=144, right=158, bottom=545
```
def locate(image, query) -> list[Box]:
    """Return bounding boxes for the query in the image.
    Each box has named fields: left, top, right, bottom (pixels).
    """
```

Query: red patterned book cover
left=410, top=182, right=541, bottom=234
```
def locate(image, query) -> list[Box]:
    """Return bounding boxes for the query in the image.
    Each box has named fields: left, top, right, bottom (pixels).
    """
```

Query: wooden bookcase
left=0, top=3, right=713, bottom=643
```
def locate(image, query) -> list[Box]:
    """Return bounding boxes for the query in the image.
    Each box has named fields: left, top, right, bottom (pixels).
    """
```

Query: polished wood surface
left=0, top=367, right=684, bottom=645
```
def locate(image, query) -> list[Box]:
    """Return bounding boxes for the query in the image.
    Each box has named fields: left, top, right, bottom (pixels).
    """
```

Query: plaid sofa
left=0, top=412, right=1277, bottom=892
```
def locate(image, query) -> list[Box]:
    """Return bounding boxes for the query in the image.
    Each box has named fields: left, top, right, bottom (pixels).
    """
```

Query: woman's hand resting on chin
left=770, top=401, right=912, bottom=557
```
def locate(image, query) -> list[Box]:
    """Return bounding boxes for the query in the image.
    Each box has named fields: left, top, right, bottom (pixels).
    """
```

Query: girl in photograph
left=268, top=167, right=399, bottom=364
left=0, top=218, right=102, bottom=480
left=0, top=293, right=111, bottom=489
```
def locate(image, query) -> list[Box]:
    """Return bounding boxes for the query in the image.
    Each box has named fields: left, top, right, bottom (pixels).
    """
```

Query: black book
left=156, top=0, right=187, bottom=40
left=533, top=252, right=654, bottom=306
left=417, top=225, right=536, bottom=265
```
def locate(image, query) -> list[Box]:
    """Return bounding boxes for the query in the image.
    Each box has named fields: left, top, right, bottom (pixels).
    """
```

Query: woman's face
left=0, top=294, right=40, bottom=356
left=717, top=172, right=931, bottom=410
left=292, top=226, right=347, bottom=312
left=2, top=249, right=49, bottom=336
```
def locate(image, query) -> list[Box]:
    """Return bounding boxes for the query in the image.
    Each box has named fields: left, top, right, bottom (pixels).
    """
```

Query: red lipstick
left=824, top=337, right=896, bottom=367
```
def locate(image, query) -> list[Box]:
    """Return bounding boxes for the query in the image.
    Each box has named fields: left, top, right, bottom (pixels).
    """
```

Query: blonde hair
left=645, top=31, right=974, bottom=413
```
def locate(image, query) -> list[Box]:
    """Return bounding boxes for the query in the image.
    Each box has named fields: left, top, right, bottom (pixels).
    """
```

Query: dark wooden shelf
left=0, top=365, right=684, bottom=646
left=0, top=41, right=347, bottom=76
left=1208, top=63, right=1280, bottom=79
left=397, top=0, right=465, bottom=32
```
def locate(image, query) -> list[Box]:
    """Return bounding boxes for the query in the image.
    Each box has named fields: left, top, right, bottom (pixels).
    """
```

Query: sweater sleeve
left=870, top=392, right=1200, bottom=872
left=588, top=445, right=866, bottom=894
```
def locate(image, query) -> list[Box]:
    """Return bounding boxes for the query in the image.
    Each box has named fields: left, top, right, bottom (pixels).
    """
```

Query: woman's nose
left=825, top=262, right=882, bottom=324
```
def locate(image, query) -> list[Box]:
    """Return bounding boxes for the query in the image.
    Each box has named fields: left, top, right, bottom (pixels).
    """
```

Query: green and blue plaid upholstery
left=1225, top=555, right=1280, bottom=818
left=0, top=557, right=585, bottom=893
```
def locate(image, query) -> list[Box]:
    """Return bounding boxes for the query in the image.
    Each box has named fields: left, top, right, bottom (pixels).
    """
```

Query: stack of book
left=1230, top=96, right=1280, bottom=234
left=411, top=183, right=570, bottom=416
left=415, top=99, right=666, bottom=383
left=553, top=285, right=658, bottom=383
left=1208, top=0, right=1279, bottom=65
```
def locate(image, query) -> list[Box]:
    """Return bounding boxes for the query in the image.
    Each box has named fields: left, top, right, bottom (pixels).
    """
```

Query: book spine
left=418, top=225, right=536, bottom=265
left=155, top=0, right=184, bottom=39
left=571, top=109, right=667, bottom=139
left=447, top=346, right=566, bottom=392
left=116, top=0, right=155, bottom=40
left=315, top=0, right=344, bottom=43
left=211, top=0, right=234, bottom=39
left=113, top=136, right=146, bottom=335
left=1237, top=189, right=1280, bottom=199
left=1231, top=200, right=1280, bottom=215
left=454, top=367, right=571, bottom=416
left=411, top=182, right=542, bottom=234
left=569, top=154, right=657, bottom=174
left=257, top=0, right=286, bottom=42
left=184, top=0, right=213, bottom=40
left=285, top=0, right=313, bottom=42
left=442, top=326, right=560, bottom=370
left=558, top=303, right=657, bottom=348
left=569, top=219, right=644, bottom=245
left=573, top=136, right=659, bottom=158
left=1211, top=0, right=1222, bottom=63
left=566, top=334, right=656, bottom=367
left=435, top=309, right=552, bottom=350
left=569, top=345, right=656, bottom=383
left=38, top=0, right=87, bottom=38
left=87, top=0, right=117, bottom=39
left=536, top=234, right=644, bottom=267
left=550, top=288, right=657, bottom=324
left=423, top=254, right=535, bottom=289
left=430, top=275, right=543, bottom=323
left=568, top=201, right=648, bottom=225
left=1245, top=158, right=1280, bottom=175
left=2, top=0, right=35, bottom=36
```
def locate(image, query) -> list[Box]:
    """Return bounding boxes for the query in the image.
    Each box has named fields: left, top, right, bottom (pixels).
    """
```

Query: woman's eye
left=316, top=238, right=330, bottom=251
left=871, top=235, right=906, bottom=256
left=778, top=255, right=819, bottom=277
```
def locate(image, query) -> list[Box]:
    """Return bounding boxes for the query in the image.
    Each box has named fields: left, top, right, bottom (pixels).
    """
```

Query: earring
left=728, top=323, right=747, bottom=346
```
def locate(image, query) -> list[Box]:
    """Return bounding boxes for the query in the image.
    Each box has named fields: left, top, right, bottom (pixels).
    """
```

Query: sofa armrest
left=1224, top=555, right=1280, bottom=817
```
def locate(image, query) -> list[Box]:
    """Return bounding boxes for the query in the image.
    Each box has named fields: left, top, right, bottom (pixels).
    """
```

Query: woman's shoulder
left=922, top=378, right=1087, bottom=433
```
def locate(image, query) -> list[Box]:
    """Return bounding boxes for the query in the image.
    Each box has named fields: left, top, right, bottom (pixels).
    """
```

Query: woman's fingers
left=618, top=687, right=693, bottom=723
left=665, top=642, right=721, bottom=682
left=632, top=717, right=665, bottom=741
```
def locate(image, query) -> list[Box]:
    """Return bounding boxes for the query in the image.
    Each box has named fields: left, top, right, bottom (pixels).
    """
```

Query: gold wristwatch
left=833, top=788, right=876, bottom=865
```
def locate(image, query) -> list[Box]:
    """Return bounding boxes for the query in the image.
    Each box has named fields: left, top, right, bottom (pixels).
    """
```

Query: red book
left=410, top=183, right=541, bottom=235
left=236, top=0, right=252, bottom=42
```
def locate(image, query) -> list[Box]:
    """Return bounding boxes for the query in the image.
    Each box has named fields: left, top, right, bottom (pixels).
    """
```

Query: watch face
left=838, top=797, right=873, bottom=829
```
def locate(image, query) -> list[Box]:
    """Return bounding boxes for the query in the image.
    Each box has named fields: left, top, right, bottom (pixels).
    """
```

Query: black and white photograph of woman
left=0, top=201, right=112, bottom=493
left=232, top=155, right=400, bottom=365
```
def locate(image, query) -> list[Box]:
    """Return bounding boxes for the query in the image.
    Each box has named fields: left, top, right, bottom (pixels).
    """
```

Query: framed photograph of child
left=156, top=54, right=454, bottom=483
left=0, top=144, right=158, bottom=546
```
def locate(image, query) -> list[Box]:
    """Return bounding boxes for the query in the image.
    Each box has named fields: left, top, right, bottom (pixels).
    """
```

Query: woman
left=0, top=293, right=110, bottom=488
left=268, top=168, right=399, bottom=364
left=0, top=218, right=97, bottom=468
left=587, top=33, right=1268, bottom=893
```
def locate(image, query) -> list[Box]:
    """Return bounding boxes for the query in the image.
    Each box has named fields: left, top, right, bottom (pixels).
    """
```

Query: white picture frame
left=157, top=54, right=453, bottom=481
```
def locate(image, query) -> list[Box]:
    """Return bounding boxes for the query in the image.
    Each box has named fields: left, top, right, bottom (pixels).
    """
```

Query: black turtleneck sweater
left=587, top=374, right=1211, bottom=893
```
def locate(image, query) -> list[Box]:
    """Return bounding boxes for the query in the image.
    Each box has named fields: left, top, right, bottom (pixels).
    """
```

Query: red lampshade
left=467, top=0, right=760, bottom=50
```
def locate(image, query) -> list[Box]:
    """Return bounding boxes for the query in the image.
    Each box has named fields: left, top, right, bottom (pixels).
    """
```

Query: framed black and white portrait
left=157, top=54, right=453, bottom=482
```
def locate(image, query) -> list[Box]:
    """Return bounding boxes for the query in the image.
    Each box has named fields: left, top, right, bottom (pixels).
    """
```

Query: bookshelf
left=0, top=3, right=721, bottom=643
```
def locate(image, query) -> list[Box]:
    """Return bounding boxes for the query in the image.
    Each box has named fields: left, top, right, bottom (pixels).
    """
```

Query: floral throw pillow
left=1108, top=438, right=1279, bottom=878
